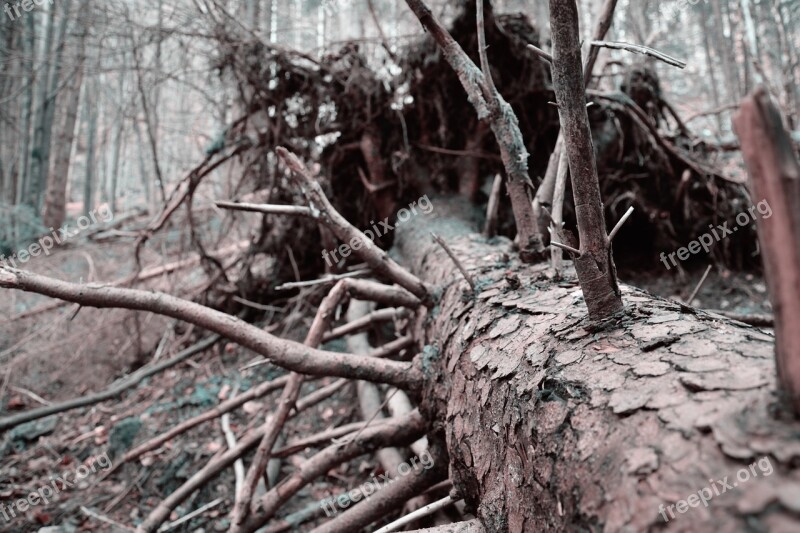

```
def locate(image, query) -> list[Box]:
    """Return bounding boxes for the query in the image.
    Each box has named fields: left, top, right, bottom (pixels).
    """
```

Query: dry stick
left=221, top=410, right=245, bottom=496
left=483, top=174, right=503, bottom=237
left=114, top=374, right=291, bottom=471
left=133, top=372, right=354, bottom=533
left=80, top=506, right=134, bottom=531
left=550, top=147, right=570, bottom=271
left=374, top=495, right=456, bottom=533
left=323, top=307, right=408, bottom=343
left=238, top=411, right=429, bottom=532
left=526, top=44, right=553, bottom=63
left=276, top=269, right=371, bottom=291
left=401, top=0, right=538, bottom=259
left=0, top=336, right=219, bottom=432
left=476, top=0, right=497, bottom=96
left=705, top=310, right=774, bottom=328
left=0, top=267, right=420, bottom=390
left=230, top=280, right=355, bottom=529
left=590, top=40, right=686, bottom=69
left=582, top=0, right=620, bottom=87
left=431, top=233, right=476, bottom=292
left=215, top=201, right=316, bottom=218
left=276, top=147, right=431, bottom=302
left=347, top=300, right=406, bottom=479
left=734, top=86, right=800, bottom=412
left=5, top=240, right=249, bottom=323
left=550, top=0, right=624, bottom=320
left=607, top=205, right=635, bottom=243
left=308, top=445, right=444, bottom=533
left=404, top=519, right=487, bottom=533
left=685, top=264, right=713, bottom=305
left=159, top=498, right=224, bottom=532
left=549, top=240, right=581, bottom=255
left=272, top=419, right=390, bottom=459
left=231, top=278, right=420, bottom=529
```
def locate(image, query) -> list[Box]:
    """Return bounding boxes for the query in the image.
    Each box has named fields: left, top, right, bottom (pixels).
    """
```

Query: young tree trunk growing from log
left=549, top=0, right=623, bottom=320
left=734, top=86, right=800, bottom=414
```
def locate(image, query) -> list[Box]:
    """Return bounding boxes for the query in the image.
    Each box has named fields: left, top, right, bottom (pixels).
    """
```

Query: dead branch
left=403, top=520, right=486, bottom=533
left=348, top=300, right=407, bottom=480
left=235, top=410, right=428, bottom=531
left=0, top=267, right=421, bottom=389
left=233, top=278, right=380, bottom=528
left=533, top=0, right=619, bottom=247
left=0, top=336, right=219, bottom=432
left=4, top=240, right=248, bottom=322
left=431, top=234, right=476, bottom=292
left=375, top=495, right=456, bottom=533
left=276, top=269, right=370, bottom=291
left=323, top=307, right=408, bottom=342
left=215, top=201, right=316, bottom=217
left=115, top=373, right=293, bottom=469
left=590, top=40, right=687, bottom=69
left=132, top=375, right=354, bottom=533
left=307, top=442, right=445, bottom=533
left=277, top=147, right=432, bottom=302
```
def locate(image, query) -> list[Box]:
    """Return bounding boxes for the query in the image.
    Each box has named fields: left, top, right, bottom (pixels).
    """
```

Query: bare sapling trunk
left=549, top=0, right=623, bottom=320
left=734, top=86, right=800, bottom=413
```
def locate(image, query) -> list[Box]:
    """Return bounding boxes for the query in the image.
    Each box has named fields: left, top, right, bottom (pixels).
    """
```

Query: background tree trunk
left=44, top=22, right=86, bottom=230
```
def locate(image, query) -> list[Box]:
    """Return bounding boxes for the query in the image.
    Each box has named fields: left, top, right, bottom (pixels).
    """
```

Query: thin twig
left=80, top=507, right=134, bottom=531
left=527, top=43, right=553, bottom=63
left=335, top=388, right=401, bottom=448
left=607, top=206, right=635, bottom=243
left=549, top=241, right=581, bottom=256
left=9, top=386, right=52, bottom=406
left=685, top=265, right=713, bottom=304
left=484, top=173, right=503, bottom=237
left=374, top=495, right=457, bottom=533
left=431, top=233, right=476, bottom=291
left=590, top=40, right=687, bottom=69
left=215, top=201, right=316, bottom=218
left=221, top=388, right=245, bottom=496
left=275, top=269, right=371, bottom=291
left=158, top=498, right=225, bottom=532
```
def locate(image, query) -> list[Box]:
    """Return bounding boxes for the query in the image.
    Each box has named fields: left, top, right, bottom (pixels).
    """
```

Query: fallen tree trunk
left=395, top=198, right=800, bottom=532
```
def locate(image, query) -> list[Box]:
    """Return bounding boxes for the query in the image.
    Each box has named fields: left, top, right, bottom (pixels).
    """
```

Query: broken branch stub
left=734, top=86, right=800, bottom=414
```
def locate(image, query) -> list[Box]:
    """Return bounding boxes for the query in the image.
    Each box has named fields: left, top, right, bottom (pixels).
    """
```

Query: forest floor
left=0, top=226, right=774, bottom=532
